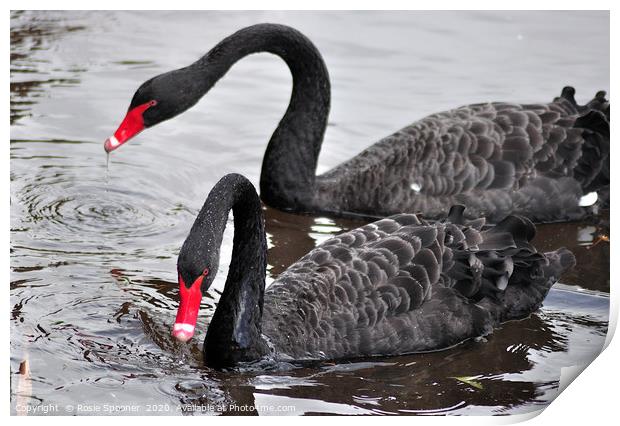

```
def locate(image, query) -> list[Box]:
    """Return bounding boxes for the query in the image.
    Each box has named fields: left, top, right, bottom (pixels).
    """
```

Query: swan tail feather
left=555, top=87, right=610, bottom=207
left=558, top=86, right=610, bottom=119
left=443, top=208, right=574, bottom=320
left=573, top=109, right=610, bottom=203
left=476, top=242, right=575, bottom=323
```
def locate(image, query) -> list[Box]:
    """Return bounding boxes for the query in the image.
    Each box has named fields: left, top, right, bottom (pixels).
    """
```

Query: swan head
left=104, top=68, right=204, bottom=153
left=173, top=245, right=221, bottom=344
left=172, top=209, right=223, bottom=342
left=172, top=266, right=210, bottom=343
left=173, top=257, right=220, bottom=343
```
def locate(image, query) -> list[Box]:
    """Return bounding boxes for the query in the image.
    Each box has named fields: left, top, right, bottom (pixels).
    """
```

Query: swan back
left=315, top=88, right=609, bottom=222
left=261, top=207, right=574, bottom=361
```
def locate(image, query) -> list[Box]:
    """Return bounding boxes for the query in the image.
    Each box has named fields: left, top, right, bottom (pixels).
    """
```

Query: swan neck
left=197, top=24, right=330, bottom=211
left=194, top=175, right=268, bottom=367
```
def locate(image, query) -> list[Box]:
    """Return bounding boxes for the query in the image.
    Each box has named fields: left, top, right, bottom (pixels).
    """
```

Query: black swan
left=104, top=23, right=610, bottom=223
left=172, top=173, right=575, bottom=368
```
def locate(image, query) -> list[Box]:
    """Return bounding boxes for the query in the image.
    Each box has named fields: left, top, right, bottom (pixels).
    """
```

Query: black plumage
left=178, top=174, right=575, bottom=368
left=316, top=89, right=609, bottom=222
left=106, top=24, right=610, bottom=223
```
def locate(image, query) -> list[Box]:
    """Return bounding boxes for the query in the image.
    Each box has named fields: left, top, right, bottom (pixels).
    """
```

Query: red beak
left=172, top=274, right=204, bottom=343
left=104, top=101, right=155, bottom=153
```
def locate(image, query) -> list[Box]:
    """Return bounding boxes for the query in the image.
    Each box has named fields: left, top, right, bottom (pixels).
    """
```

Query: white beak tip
left=104, top=136, right=120, bottom=153
left=172, top=323, right=195, bottom=342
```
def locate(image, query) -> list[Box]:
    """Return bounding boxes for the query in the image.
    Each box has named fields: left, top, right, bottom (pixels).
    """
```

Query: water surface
left=10, top=10, right=610, bottom=415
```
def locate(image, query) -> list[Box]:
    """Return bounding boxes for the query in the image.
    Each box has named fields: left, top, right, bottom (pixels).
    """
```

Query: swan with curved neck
left=105, top=23, right=609, bottom=223
left=173, top=173, right=575, bottom=368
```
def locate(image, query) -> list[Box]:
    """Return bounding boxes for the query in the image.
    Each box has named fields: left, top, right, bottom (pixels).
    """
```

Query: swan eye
left=202, top=268, right=209, bottom=276
left=149, top=100, right=158, bottom=107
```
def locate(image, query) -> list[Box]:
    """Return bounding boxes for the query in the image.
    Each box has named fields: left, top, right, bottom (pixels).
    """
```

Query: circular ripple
left=14, top=167, right=196, bottom=255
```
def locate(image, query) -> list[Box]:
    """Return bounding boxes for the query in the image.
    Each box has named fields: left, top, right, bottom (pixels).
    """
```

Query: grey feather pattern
left=314, top=88, right=609, bottom=223
left=261, top=207, right=575, bottom=361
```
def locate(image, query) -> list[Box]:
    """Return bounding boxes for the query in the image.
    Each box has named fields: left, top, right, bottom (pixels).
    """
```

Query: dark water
left=10, top=11, right=610, bottom=415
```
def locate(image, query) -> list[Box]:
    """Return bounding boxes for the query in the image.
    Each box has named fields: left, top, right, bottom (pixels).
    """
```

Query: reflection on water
left=10, top=11, right=609, bottom=415
left=10, top=11, right=87, bottom=124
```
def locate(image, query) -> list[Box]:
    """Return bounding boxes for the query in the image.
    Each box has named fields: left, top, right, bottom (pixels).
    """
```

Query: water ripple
left=13, top=164, right=194, bottom=256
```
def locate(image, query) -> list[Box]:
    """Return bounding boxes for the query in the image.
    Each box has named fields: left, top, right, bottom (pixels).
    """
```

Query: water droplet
left=105, top=152, right=110, bottom=188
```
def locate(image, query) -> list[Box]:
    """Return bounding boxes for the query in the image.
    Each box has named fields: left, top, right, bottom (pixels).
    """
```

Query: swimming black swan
left=172, top=173, right=575, bottom=368
left=104, top=23, right=610, bottom=223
